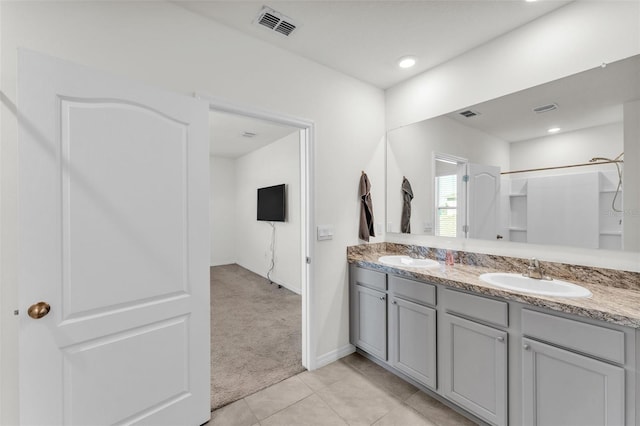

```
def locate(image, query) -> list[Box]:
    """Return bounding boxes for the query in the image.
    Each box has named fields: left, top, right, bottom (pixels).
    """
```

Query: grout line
left=312, top=386, right=350, bottom=425
left=250, top=376, right=314, bottom=421
left=241, top=397, right=261, bottom=424
left=258, top=392, right=317, bottom=424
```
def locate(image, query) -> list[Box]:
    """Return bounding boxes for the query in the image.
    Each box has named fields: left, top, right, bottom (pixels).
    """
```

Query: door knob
left=28, top=302, right=51, bottom=319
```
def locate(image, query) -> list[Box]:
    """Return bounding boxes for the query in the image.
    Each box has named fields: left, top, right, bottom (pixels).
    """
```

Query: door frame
left=196, top=93, right=315, bottom=370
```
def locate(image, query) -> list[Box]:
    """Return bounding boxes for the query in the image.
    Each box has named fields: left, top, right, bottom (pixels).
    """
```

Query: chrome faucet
left=523, top=258, right=551, bottom=280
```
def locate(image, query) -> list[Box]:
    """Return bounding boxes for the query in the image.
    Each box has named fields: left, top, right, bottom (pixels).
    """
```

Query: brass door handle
left=28, top=302, right=51, bottom=319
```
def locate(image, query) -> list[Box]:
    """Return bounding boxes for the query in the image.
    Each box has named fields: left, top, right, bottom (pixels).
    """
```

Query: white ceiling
left=444, top=54, right=640, bottom=143
left=189, top=1, right=573, bottom=154
left=209, top=110, right=298, bottom=158
left=177, top=0, right=571, bottom=89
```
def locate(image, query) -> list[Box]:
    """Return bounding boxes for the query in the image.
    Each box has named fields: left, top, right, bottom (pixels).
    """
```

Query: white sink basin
left=479, top=272, right=592, bottom=298
left=378, top=255, right=439, bottom=269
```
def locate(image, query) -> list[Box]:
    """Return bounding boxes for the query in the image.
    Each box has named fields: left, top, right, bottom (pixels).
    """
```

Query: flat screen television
left=257, top=184, right=286, bottom=222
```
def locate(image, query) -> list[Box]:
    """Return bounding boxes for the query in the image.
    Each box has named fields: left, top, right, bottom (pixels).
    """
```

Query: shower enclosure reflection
left=386, top=54, right=640, bottom=251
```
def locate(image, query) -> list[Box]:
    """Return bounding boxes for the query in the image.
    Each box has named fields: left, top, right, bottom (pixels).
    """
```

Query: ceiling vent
left=533, top=103, right=558, bottom=114
left=459, top=110, right=481, bottom=118
left=242, top=132, right=257, bottom=138
left=254, top=6, right=297, bottom=37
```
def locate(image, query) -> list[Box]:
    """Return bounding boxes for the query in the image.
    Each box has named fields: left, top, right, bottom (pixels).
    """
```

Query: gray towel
left=401, top=177, right=413, bottom=233
left=359, top=172, right=375, bottom=241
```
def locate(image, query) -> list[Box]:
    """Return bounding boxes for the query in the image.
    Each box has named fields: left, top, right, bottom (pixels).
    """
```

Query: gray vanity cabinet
left=441, top=289, right=508, bottom=426
left=388, top=275, right=437, bottom=389
left=521, top=338, right=625, bottom=426
left=521, top=309, right=626, bottom=426
left=349, top=266, right=387, bottom=360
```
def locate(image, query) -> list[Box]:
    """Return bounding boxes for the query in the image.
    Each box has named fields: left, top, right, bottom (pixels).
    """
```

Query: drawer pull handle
left=523, top=344, right=530, bottom=350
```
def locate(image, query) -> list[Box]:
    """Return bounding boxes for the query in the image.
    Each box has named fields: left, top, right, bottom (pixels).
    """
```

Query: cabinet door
left=442, top=314, right=507, bottom=426
left=389, top=296, right=436, bottom=389
left=522, top=338, right=625, bottom=426
left=353, top=284, right=387, bottom=360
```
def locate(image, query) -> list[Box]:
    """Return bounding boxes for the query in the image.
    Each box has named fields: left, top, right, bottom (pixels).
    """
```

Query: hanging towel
left=359, top=172, right=376, bottom=241
left=401, top=177, right=413, bottom=233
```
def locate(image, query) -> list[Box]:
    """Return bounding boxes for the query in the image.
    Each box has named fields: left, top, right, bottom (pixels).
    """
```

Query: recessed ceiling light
left=398, top=56, right=416, bottom=69
left=547, top=127, right=561, bottom=134
left=525, top=0, right=538, bottom=3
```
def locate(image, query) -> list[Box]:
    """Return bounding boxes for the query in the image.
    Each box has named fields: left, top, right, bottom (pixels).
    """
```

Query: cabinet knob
left=380, top=296, right=385, bottom=301
left=523, top=344, right=530, bottom=350
left=496, top=336, right=504, bottom=342
left=392, top=300, right=397, bottom=305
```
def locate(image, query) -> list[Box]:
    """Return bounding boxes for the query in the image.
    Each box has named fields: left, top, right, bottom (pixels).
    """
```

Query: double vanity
left=348, top=243, right=640, bottom=426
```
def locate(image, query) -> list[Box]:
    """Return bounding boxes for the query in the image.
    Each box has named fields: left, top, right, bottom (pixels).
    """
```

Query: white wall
left=210, top=156, right=237, bottom=266
left=387, top=116, right=509, bottom=235
left=235, top=132, right=302, bottom=293
left=624, top=101, right=640, bottom=251
left=509, top=122, right=623, bottom=175
left=0, top=2, right=386, bottom=423
left=386, top=1, right=640, bottom=130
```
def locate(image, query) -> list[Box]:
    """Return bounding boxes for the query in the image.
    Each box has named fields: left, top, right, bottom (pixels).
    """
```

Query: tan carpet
left=210, top=264, right=305, bottom=410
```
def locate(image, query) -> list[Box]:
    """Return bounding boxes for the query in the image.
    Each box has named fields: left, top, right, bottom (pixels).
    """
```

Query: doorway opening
left=201, top=95, right=313, bottom=410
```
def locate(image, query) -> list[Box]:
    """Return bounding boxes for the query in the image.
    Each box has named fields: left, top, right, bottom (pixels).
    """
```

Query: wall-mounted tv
left=257, top=184, right=286, bottom=222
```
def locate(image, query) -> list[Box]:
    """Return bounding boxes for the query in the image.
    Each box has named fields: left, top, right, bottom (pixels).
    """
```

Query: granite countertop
left=347, top=245, right=640, bottom=329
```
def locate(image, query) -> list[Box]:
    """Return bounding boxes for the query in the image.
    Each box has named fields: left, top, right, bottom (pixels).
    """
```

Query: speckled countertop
left=347, top=243, right=640, bottom=329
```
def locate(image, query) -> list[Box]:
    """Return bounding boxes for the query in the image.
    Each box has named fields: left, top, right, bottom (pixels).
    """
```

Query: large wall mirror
left=386, top=54, right=640, bottom=252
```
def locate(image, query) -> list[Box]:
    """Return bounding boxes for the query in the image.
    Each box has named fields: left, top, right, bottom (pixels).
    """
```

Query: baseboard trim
left=314, top=344, right=356, bottom=370
left=234, top=262, right=302, bottom=295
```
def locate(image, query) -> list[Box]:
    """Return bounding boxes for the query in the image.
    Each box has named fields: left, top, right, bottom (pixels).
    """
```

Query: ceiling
left=185, top=1, right=573, bottom=154
left=444, top=54, right=640, bottom=143
left=177, top=1, right=571, bottom=90
left=209, top=110, right=298, bottom=158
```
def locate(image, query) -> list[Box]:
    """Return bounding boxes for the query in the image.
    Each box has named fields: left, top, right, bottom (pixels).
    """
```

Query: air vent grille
left=533, top=103, right=558, bottom=114
left=255, top=7, right=297, bottom=37
left=259, top=12, right=280, bottom=30
left=459, top=110, right=480, bottom=118
left=275, top=20, right=296, bottom=36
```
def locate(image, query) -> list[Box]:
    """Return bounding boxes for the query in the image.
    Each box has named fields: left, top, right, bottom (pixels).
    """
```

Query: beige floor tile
left=373, top=404, right=437, bottom=426
left=349, top=357, right=419, bottom=401
left=405, top=391, right=478, bottom=426
left=316, top=373, right=402, bottom=426
left=244, top=376, right=313, bottom=420
left=209, top=399, right=259, bottom=426
left=297, top=360, right=361, bottom=392
left=339, top=352, right=371, bottom=372
left=261, top=394, right=348, bottom=426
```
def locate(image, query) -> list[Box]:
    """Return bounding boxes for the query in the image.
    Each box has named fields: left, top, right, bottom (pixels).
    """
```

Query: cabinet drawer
left=522, top=309, right=625, bottom=364
left=389, top=275, right=436, bottom=306
left=444, top=289, right=508, bottom=328
left=351, top=265, right=386, bottom=291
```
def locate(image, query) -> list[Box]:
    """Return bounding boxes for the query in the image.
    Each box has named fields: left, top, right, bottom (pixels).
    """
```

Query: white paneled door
left=466, top=163, right=501, bottom=241
left=17, top=50, right=210, bottom=425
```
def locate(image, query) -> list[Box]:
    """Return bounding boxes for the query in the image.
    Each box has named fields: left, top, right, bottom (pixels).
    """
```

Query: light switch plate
left=317, top=225, right=334, bottom=241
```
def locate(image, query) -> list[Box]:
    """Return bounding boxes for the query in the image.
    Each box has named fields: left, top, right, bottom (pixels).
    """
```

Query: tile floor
left=208, top=352, right=478, bottom=426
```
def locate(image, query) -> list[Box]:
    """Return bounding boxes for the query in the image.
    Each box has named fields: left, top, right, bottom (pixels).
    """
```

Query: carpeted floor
left=210, top=264, right=305, bottom=410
